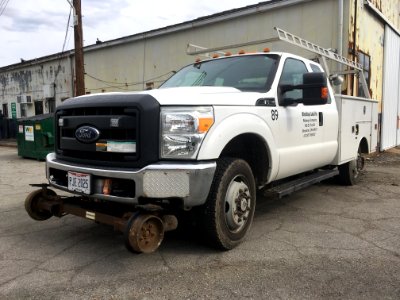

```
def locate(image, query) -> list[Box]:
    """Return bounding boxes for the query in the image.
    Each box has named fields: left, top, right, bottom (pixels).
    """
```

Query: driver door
left=275, top=57, right=338, bottom=180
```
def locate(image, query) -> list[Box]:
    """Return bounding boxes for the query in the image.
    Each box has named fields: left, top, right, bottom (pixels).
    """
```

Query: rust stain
left=0, top=74, right=8, bottom=97
left=11, top=70, right=32, bottom=94
left=370, top=0, right=382, bottom=12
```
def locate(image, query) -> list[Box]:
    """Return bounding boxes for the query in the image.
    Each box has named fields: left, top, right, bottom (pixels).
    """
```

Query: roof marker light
left=263, top=48, right=271, bottom=53
left=238, top=50, right=246, bottom=55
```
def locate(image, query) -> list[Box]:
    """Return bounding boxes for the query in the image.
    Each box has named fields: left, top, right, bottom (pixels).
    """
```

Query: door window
left=279, top=58, right=308, bottom=105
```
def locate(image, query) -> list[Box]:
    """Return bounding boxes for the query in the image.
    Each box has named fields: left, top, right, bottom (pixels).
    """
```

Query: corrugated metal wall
left=381, top=25, right=400, bottom=150
left=84, top=0, right=340, bottom=94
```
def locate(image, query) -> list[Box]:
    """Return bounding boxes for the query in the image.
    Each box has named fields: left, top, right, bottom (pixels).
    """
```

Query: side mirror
left=302, top=72, right=329, bottom=105
left=279, top=72, right=329, bottom=106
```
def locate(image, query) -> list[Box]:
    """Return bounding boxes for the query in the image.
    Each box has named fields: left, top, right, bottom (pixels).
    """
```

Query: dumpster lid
left=19, top=113, right=54, bottom=121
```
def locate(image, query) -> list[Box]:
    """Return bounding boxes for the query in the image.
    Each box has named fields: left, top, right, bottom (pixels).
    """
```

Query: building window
left=48, top=98, right=55, bottom=113
left=2, top=103, right=8, bottom=118
left=357, top=51, right=370, bottom=97
left=20, top=104, right=27, bottom=118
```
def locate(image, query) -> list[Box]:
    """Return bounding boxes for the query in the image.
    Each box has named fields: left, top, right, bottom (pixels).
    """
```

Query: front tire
left=201, top=158, right=256, bottom=250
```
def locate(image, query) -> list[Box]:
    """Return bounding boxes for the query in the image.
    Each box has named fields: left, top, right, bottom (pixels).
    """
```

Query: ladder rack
left=186, top=27, right=370, bottom=98
left=187, top=28, right=362, bottom=70
left=273, top=27, right=369, bottom=98
left=274, top=27, right=363, bottom=71
left=187, top=37, right=280, bottom=57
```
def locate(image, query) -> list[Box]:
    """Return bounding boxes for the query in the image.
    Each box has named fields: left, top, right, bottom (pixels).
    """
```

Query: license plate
left=68, top=171, right=91, bottom=194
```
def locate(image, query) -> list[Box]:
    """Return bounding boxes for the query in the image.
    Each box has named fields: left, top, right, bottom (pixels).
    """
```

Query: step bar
left=264, top=169, right=339, bottom=199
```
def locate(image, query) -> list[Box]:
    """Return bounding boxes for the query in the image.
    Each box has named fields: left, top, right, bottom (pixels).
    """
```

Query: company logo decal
left=75, top=126, right=100, bottom=143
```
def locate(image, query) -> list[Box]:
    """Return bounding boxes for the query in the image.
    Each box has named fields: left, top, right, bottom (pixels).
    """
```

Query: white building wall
left=0, top=57, right=73, bottom=118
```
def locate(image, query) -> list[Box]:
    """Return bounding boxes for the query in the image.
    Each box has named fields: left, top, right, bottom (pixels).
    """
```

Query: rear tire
left=338, top=147, right=364, bottom=186
left=201, top=158, right=256, bottom=250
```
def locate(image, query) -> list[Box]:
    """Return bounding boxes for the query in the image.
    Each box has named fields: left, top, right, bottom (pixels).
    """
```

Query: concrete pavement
left=0, top=139, right=17, bottom=148
left=0, top=147, right=399, bottom=299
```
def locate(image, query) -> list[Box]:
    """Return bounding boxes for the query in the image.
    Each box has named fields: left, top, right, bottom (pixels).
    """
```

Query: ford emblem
left=75, top=126, right=100, bottom=143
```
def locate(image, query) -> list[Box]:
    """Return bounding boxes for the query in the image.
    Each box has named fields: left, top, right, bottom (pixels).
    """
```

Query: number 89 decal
left=271, top=109, right=279, bottom=121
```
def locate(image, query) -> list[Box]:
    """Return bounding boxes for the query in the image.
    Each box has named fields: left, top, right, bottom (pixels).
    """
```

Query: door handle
left=319, top=112, right=323, bottom=126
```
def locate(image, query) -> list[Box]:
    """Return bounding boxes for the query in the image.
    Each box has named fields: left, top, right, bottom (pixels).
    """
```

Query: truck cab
left=157, top=52, right=339, bottom=182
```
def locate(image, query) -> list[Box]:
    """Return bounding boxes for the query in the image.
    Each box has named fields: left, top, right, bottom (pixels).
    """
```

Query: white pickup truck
left=25, top=31, right=378, bottom=253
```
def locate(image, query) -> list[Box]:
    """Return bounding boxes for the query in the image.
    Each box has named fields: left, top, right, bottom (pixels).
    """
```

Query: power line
left=0, top=0, right=10, bottom=17
left=61, top=7, right=72, bottom=53
left=85, top=70, right=175, bottom=86
left=53, top=7, right=72, bottom=83
left=85, top=71, right=176, bottom=91
left=0, top=0, right=10, bottom=16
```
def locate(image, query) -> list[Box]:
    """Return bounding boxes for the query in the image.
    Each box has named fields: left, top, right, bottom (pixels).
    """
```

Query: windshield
left=160, top=54, right=279, bottom=92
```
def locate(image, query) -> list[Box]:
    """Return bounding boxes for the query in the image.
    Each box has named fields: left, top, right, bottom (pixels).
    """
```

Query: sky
left=0, top=0, right=265, bottom=67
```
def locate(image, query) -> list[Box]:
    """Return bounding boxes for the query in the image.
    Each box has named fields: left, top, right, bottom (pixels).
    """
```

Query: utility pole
left=73, top=0, right=85, bottom=96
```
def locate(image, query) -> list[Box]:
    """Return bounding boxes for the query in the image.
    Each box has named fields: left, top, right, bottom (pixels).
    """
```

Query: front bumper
left=46, top=153, right=216, bottom=207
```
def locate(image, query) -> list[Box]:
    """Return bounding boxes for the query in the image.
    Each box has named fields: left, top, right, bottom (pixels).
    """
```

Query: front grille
left=57, top=108, right=139, bottom=163
left=64, top=107, right=126, bottom=116
left=55, top=93, right=160, bottom=168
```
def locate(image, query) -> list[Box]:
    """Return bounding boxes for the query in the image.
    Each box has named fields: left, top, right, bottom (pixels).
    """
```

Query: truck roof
left=195, top=51, right=321, bottom=67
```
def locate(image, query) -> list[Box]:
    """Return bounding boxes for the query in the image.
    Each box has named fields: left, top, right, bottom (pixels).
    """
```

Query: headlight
left=160, top=107, right=214, bottom=159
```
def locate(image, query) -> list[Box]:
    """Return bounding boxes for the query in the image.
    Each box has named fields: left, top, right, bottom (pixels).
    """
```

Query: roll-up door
left=381, top=25, right=400, bottom=150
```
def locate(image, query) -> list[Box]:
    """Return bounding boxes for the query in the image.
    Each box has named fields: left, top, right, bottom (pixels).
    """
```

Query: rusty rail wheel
left=124, top=214, right=165, bottom=253
left=25, top=189, right=56, bottom=221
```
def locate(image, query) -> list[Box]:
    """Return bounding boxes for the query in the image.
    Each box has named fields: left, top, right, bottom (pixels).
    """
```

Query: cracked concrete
left=0, top=147, right=400, bottom=299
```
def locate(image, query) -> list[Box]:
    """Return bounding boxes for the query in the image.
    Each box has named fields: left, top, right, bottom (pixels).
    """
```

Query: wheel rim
left=128, top=215, right=164, bottom=253
left=25, top=189, right=54, bottom=221
left=224, top=175, right=252, bottom=233
left=353, top=151, right=365, bottom=179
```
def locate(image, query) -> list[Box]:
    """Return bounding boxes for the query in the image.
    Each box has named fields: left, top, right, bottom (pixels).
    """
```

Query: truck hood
left=140, top=86, right=265, bottom=106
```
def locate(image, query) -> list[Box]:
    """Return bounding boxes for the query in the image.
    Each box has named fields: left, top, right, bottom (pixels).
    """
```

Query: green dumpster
left=17, top=113, right=54, bottom=160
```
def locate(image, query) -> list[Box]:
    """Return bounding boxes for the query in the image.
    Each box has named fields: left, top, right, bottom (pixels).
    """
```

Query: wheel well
left=359, top=137, right=369, bottom=154
left=219, top=134, right=269, bottom=186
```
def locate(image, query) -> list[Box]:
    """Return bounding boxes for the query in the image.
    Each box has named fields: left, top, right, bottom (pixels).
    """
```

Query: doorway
left=34, top=101, right=43, bottom=115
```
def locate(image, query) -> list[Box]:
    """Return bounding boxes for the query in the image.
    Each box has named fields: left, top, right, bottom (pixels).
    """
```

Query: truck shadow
left=254, top=176, right=339, bottom=216
left=156, top=178, right=340, bottom=253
